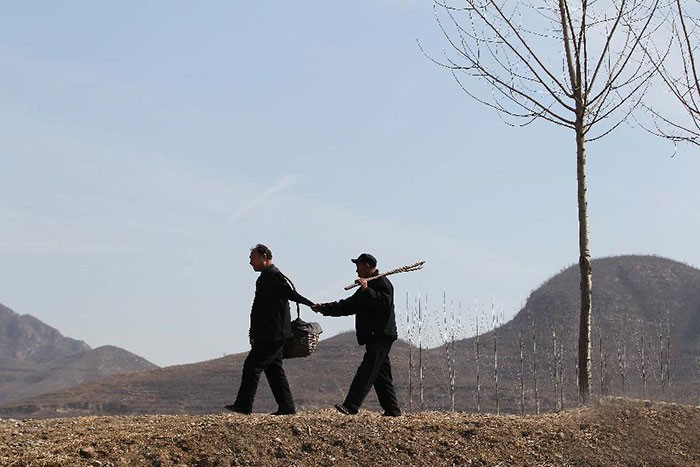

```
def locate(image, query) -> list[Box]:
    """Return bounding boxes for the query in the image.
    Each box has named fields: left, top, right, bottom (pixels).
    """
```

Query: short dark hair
left=251, top=244, right=272, bottom=259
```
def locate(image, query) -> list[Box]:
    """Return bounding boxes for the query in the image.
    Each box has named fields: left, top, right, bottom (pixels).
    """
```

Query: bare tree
left=663, top=308, right=672, bottom=398
left=404, top=291, right=415, bottom=411
left=531, top=312, right=540, bottom=414
left=427, top=0, right=667, bottom=404
left=473, top=303, right=483, bottom=412
left=599, top=334, right=610, bottom=396
left=492, top=300, right=501, bottom=415
left=616, top=333, right=628, bottom=397
left=418, top=293, right=425, bottom=410
left=636, top=330, right=648, bottom=398
left=438, top=291, right=459, bottom=411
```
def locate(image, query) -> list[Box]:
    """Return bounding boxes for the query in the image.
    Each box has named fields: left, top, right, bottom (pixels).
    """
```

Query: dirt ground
left=1, top=398, right=699, bottom=467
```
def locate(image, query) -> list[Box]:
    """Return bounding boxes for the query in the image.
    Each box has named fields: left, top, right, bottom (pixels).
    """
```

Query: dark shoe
left=270, top=409, right=296, bottom=416
left=224, top=404, right=251, bottom=415
left=382, top=410, right=402, bottom=417
left=334, top=403, right=358, bottom=415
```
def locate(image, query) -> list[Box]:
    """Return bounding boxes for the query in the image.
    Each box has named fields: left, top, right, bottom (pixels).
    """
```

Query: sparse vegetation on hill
left=1, top=398, right=699, bottom=466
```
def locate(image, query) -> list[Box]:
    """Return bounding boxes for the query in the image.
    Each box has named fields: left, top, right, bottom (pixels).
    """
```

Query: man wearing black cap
left=312, top=253, right=401, bottom=417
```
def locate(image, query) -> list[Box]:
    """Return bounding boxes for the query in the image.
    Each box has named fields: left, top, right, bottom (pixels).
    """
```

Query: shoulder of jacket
left=375, top=275, right=392, bottom=286
left=262, top=265, right=282, bottom=277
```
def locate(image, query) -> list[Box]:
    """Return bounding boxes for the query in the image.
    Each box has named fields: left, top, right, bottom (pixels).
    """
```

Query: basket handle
left=281, top=273, right=301, bottom=320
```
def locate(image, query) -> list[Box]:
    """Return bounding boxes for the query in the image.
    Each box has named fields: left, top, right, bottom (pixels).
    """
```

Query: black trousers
left=233, top=339, right=295, bottom=413
left=344, top=338, right=400, bottom=415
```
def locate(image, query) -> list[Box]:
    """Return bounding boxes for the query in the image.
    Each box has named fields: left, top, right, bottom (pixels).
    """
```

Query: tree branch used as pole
left=344, top=261, right=425, bottom=290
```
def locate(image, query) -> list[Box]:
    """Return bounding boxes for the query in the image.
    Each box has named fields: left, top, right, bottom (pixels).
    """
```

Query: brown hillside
left=412, top=255, right=700, bottom=413
left=0, top=332, right=402, bottom=418
left=1, top=398, right=699, bottom=466
left=7, top=346, right=159, bottom=404
left=496, top=254, right=700, bottom=409
left=2, top=255, right=700, bottom=418
left=0, top=303, right=159, bottom=406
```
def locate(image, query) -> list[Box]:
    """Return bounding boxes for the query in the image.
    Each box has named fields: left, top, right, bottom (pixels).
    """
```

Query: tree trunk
left=576, top=118, right=593, bottom=405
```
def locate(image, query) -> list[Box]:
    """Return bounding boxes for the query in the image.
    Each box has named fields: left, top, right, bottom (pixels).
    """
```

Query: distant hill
left=0, top=303, right=159, bottom=405
left=0, top=303, right=89, bottom=364
left=2, top=255, right=700, bottom=418
left=0, top=331, right=390, bottom=417
left=419, top=254, right=700, bottom=413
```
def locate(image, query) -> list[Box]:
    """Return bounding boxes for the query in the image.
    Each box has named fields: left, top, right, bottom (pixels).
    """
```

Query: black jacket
left=319, top=273, right=397, bottom=345
left=249, top=264, right=314, bottom=341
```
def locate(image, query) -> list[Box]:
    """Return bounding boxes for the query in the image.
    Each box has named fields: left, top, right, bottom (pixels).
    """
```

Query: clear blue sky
left=2, top=2, right=698, bottom=366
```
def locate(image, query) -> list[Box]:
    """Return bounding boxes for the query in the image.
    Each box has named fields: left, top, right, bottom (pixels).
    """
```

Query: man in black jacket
left=226, top=244, right=314, bottom=415
left=312, top=253, right=401, bottom=417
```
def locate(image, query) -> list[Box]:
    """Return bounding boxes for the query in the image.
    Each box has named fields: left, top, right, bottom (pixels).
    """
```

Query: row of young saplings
left=396, top=292, right=678, bottom=414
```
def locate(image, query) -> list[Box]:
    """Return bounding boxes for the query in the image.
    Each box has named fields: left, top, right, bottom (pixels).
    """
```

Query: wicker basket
left=284, top=317, right=322, bottom=359
left=281, top=274, right=322, bottom=359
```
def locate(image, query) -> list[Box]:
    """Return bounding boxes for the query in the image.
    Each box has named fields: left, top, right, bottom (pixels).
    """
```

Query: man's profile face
left=249, top=250, right=267, bottom=272
left=355, top=262, right=374, bottom=279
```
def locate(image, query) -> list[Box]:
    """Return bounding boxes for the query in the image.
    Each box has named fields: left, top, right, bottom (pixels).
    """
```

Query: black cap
left=351, top=253, right=377, bottom=267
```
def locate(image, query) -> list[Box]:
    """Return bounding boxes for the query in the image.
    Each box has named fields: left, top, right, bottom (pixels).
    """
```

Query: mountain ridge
left=0, top=302, right=159, bottom=405
left=0, top=303, right=90, bottom=364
